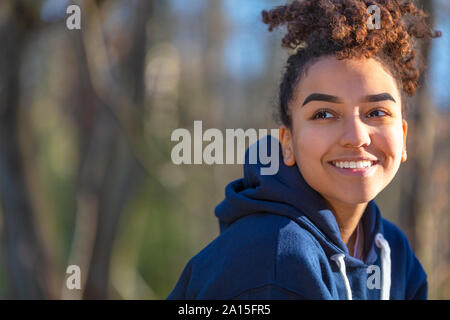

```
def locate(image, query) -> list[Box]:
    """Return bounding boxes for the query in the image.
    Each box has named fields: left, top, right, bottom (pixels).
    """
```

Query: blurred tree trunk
left=61, top=0, right=152, bottom=299
left=401, top=0, right=436, bottom=293
left=0, top=1, right=54, bottom=299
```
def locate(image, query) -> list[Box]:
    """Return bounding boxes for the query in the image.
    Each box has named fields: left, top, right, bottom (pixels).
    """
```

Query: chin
left=336, top=189, right=378, bottom=204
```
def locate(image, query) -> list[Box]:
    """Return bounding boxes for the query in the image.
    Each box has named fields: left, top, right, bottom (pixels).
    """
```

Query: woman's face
left=280, top=56, right=408, bottom=206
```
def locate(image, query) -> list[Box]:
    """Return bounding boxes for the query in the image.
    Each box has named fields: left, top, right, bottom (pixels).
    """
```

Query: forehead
left=295, top=56, right=401, bottom=104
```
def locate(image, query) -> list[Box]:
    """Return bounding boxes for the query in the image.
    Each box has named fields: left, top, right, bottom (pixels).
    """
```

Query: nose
left=339, top=114, right=371, bottom=148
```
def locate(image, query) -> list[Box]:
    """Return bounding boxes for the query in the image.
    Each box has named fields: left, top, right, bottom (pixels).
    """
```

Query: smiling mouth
left=330, top=160, right=378, bottom=169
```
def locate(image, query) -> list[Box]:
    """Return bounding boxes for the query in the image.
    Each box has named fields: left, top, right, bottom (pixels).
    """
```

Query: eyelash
left=311, top=108, right=336, bottom=120
left=311, top=108, right=391, bottom=120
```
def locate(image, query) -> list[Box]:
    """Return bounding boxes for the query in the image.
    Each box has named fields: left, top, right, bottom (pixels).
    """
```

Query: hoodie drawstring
left=330, top=253, right=352, bottom=300
left=331, top=233, right=391, bottom=300
left=375, top=233, right=391, bottom=300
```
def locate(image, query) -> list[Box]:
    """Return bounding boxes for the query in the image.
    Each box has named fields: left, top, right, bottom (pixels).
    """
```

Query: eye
left=312, top=109, right=335, bottom=120
left=367, top=109, right=390, bottom=118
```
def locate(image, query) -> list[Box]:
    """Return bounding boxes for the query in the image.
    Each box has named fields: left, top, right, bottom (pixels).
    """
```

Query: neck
left=323, top=197, right=368, bottom=251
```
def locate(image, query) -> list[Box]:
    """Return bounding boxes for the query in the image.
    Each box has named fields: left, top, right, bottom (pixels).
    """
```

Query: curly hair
left=262, top=0, right=441, bottom=127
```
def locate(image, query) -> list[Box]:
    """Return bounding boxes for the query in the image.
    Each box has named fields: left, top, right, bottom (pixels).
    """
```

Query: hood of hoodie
left=215, top=134, right=382, bottom=266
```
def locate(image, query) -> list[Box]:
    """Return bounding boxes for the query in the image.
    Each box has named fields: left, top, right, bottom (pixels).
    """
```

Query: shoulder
left=192, top=213, right=323, bottom=272
left=220, top=213, right=323, bottom=259
left=381, top=218, right=428, bottom=299
left=186, top=213, right=326, bottom=298
left=222, top=214, right=330, bottom=298
left=381, top=218, right=410, bottom=248
left=381, top=218, right=417, bottom=267
left=381, top=218, right=416, bottom=259
left=188, top=214, right=296, bottom=282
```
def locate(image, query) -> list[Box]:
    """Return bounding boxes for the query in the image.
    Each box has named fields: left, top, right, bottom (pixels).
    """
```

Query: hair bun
left=262, top=0, right=440, bottom=96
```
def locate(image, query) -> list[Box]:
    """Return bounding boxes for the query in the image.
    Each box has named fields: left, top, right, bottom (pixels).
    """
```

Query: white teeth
left=333, top=160, right=374, bottom=169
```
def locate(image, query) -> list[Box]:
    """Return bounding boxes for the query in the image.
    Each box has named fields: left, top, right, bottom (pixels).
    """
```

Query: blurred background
left=0, top=0, right=448, bottom=299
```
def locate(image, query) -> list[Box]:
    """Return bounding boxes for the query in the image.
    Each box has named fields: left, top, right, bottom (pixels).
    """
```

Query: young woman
left=167, top=0, right=440, bottom=300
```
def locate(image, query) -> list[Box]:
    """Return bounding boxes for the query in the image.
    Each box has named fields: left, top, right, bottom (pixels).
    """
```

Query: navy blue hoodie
left=167, top=136, right=427, bottom=300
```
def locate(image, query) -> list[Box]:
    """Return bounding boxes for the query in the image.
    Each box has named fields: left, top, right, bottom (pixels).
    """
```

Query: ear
left=279, top=125, right=296, bottom=166
left=401, top=119, right=408, bottom=163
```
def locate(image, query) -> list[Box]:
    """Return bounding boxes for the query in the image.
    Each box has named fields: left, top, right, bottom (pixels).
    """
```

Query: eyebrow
left=302, top=92, right=396, bottom=106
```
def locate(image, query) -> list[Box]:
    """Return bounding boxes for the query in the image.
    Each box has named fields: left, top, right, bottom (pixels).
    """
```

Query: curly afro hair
left=262, top=0, right=441, bottom=127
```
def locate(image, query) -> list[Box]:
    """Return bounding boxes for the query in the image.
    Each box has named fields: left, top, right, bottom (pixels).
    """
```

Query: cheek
left=293, top=126, right=334, bottom=169
left=373, top=125, right=405, bottom=164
